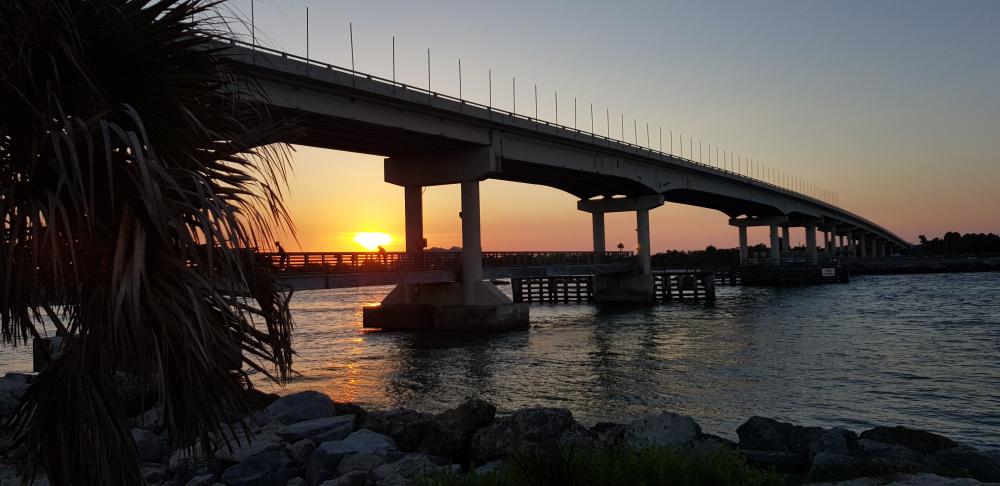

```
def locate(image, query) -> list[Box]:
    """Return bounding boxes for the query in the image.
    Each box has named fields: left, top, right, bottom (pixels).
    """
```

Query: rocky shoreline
left=2, top=375, right=999, bottom=486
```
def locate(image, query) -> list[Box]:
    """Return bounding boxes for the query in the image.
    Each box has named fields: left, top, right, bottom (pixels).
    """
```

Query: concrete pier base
left=592, top=273, right=655, bottom=303
left=362, top=281, right=529, bottom=331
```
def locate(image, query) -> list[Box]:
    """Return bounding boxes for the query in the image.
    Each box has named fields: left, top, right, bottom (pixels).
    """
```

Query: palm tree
left=1, top=1, right=296, bottom=484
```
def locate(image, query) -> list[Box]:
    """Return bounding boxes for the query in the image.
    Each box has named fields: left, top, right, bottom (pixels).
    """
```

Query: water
left=3, top=273, right=999, bottom=449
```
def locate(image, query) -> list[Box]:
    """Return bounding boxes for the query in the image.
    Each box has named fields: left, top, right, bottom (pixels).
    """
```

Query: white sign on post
left=821, top=268, right=836, bottom=277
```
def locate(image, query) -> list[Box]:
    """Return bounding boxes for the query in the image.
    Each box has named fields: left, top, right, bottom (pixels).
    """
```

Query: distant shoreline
left=850, top=256, right=1000, bottom=276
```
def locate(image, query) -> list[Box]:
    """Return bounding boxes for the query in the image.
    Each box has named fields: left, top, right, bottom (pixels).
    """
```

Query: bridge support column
left=859, top=234, right=868, bottom=258
left=738, top=226, right=749, bottom=266
left=847, top=231, right=855, bottom=259
left=592, top=212, right=606, bottom=261
left=806, top=223, right=818, bottom=264
left=461, top=180, right=483, bottom=302
left=770, top=225, right=781, bottom=261
left=404, top=186, right=424, bottom=254
left=781, top=224, right=791, bottom=252
left=637, top=208, right=651, bottom=275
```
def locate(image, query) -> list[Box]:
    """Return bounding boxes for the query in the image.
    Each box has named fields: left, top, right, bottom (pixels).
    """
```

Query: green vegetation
left=1, top=1, right=294, bottom=484
left=651, top=246, right=745, bottom=268
left=417, top=446, right=794, bottom=486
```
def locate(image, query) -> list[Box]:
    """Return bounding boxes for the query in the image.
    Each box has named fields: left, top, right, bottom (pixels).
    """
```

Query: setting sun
left=353, top=232, right=392, bottom=251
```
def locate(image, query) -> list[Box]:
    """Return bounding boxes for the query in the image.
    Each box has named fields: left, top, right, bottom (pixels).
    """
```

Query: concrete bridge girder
left=385, top=146, right=497, bottom=186
left=493, top=131, right=827, bottom=217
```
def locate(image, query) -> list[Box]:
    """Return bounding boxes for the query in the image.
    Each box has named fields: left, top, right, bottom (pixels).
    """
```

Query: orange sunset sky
left=240, top=1, right=999, bottom=253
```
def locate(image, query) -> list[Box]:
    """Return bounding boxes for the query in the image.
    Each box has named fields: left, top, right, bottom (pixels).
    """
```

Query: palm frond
left=0, top=1, right=298, bottom=484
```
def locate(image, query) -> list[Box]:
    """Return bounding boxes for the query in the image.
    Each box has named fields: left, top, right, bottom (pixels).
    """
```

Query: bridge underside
left=281, top=110, right=789, bottom=218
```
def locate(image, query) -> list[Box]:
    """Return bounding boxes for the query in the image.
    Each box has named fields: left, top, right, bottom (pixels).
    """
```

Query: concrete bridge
left=220, top=38, right=909, bottom=330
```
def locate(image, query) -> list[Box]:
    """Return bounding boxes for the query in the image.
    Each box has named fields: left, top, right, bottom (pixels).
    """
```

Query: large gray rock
left=370, top=454, right=451, bottom=486
left=287, top=439, right=317, bottom=465
left=305, top=429, right=398, bottom=485
left=468, top=407, right=581, bottom=463
left=142, top=464, right=168, bottom=484
left=319, top=470, right=370, bottom=486
left=854, top=439, right=935, bottom=468
left=691, top=433, right=738, bottom=451
left=131, top=427, right=163, bottom=463
left=934, top=447, right=1000, bottom=482
left=183, top=474, right=217, bottom=486
left=213, top=432, right=284, bottom=463
left=135, top=404, right=165, bottom=432
left=736, top=416, right=827, bottom=455
left=420, top=399, right=496, bottom=458
left=810, top=428, right=859, bottom=459
left=363, top=408, right=432, bottom=451
left=169, top=445, right=225, bottom=485
left=2, top=373, right=32, bottom=384
left=280, top=416, right=356, bottom=443
left=808, top=478, right=880, bottom=486
left=336, top=453, right=387, bottom=476
left=267, top=391, right=337, bottom=425
left=885, top=473, right=990, bottom=485
left=590, top=423, right=626, bottom=447
left=810, top=452, right=866, bottom=476
left=859, top=426, right=959, bottom=454
left=623, top=412, right=701, bottom=449
left=0, top=377, right=29, bottom=418
left=220, top=449, right=292, bottom=486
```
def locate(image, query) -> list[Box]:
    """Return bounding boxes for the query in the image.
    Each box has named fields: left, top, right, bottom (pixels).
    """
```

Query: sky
left=224, top=0, right=1000, bottom=252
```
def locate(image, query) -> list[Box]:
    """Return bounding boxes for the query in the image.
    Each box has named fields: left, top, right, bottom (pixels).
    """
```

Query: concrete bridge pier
left=592, top=212, right=606, bottom=262
left=805, top=223, right=818, bottom=264
left=579, top=195, right=663, bottom=302
left=770, top=225, right=781, bottom=261
left=738, top=225, right=749, bottom=266
left=859, top=233, right=868, bottom=258
left=363, top=147, right=528, bottom=331
left=404, top=186, right=425, bottom=254
left=781, top=224, right=792, bottom=252
left=847, top=231, right=856, bottom=259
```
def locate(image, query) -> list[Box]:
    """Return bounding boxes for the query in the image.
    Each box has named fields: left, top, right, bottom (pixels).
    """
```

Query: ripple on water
left=0, top=272, right=997, bottom=449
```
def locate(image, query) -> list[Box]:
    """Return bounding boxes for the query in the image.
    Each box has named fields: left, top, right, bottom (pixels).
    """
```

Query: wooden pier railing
left=258, top=251, right=635, bottom=274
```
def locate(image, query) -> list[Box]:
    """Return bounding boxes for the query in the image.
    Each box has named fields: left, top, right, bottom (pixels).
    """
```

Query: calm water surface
left=2, top=273, right=998, bottom=449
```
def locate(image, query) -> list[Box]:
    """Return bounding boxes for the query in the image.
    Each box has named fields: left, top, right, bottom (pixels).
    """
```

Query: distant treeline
left=650, top=245, right=760, bottom=267
left=917, top=232, right=1000, bottom=255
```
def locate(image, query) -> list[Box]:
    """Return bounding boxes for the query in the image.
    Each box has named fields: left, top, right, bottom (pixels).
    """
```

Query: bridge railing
left=259, top=251, right=634, bottom=274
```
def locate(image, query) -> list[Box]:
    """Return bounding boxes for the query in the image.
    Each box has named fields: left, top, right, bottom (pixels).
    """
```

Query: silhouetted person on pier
left=377, top=245, right=386, bottom=264
left=275, top=241, right=288, bottom=270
